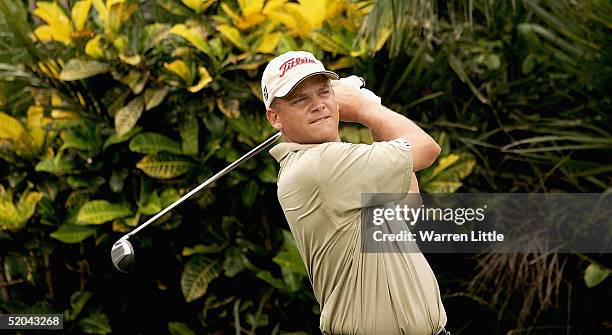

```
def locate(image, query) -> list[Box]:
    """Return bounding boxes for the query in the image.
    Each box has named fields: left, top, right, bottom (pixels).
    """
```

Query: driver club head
left=111, top=239, right=135, bottom=273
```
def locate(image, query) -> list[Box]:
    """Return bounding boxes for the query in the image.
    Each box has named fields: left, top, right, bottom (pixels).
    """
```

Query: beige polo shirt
left=270, top=140, right=447, bottom=335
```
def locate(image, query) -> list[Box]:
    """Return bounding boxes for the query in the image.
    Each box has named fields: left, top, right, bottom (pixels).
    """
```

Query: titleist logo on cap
left=279, top=57, right=317, bottom=78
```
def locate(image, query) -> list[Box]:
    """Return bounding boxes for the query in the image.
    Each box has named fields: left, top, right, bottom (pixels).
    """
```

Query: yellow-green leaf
left=136, top=153, right=193, bottom=179
left=72, top=0, right=92, bottom=31
left=119, top=54, right=142, bottom=65
left=181, top=256, right=221, bottom=302
left=240, top=0, right=264, bottom=16
left=33, top=25, right=72, bottom=45
left=108, top=2, right=138, bottom=34
left=255, top=32, right=280, bottom=53
left=0, top=190, right=43, bottom=232
left=120, top=70, right=147, bottom=94
left=420, top=153, right=476, bottom=193
left=169, top=24, right=212, bottom=56
left=309, top=31, right=348, bottom=54
left=216, top=98, right=240, bottom=119
left=77, top=200, right=132, bottom=225
left=85, top=35, right=104, bottom=58
left=144, top=87, right=170, bottom=111
left=374, top=27, right=392, bottom=52
left=50, top=224, right=96, bottom=244
left=217, top=24, right=248, bottom=50
left=91, top=0, right=108, bottom=26
left=181, top=0, right=215, bottom=14
left=584, top=263, right=610, bottom=288
left=187, top=66, right=212, bottom=93
left=35, top=157, right=76, bottom=175
left=139, top=190, right=161, bottom=215
left=114, top=96, right=144, bottom=137
left=0, top=112, right=25, bottom=140
left=129, top=132, right=183, bottom=155
left=32, top=1, right=73, bottom=44
left=59, top=59, right=110, bottom=81
left=220, top=3, right=265, bottom=30
left=164, top=60, right=192, bottom=83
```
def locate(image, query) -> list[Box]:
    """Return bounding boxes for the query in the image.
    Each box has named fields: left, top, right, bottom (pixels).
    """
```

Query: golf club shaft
left=121, top=132, right=282, bottom=240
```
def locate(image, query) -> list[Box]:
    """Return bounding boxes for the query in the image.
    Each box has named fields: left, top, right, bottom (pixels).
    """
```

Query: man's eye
left=321, top=89, right=330, bottom=95
left=293, top=97, right=305, bottom=104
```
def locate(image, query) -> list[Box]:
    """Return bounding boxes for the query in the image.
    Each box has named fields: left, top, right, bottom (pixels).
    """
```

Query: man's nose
left=309, top=95, right=325, bottom=112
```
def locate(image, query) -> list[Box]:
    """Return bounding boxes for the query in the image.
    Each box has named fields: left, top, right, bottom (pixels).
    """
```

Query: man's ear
left=266, top=108, right=282, bottom=131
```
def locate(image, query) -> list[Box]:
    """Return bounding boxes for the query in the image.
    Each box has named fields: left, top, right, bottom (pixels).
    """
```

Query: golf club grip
left=122, top=132, right=282, bottom=239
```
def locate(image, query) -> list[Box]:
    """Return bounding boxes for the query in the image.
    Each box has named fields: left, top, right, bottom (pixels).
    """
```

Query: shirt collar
left=269, top=142, right=324, bottom=162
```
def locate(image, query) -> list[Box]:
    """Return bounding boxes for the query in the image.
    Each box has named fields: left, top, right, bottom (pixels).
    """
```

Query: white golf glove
left=337, top=75, right=382, bottom=104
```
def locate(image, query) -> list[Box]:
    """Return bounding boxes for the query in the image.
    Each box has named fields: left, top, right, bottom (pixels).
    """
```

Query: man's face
left=266, top=75, right=340, bottom=144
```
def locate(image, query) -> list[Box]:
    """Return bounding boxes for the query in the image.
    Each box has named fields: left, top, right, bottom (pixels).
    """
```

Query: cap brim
left=275, top=71, right=339, bottom=99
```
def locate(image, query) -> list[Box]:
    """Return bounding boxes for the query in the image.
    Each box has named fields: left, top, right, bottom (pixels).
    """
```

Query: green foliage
left=181, top=256, right=222, bottom=303
left=0, top=0, right=608, bottom=333
left=79, top=313, right=112, bottom=335
left=50, top=224, right=97, bottom=243
left=77, top=200, right=132, bottom=225
left=584, top=263, right=610, bottom=288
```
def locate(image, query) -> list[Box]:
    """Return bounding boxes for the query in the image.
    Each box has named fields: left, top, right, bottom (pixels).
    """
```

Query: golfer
left=262, top=51, right=449, bottom=335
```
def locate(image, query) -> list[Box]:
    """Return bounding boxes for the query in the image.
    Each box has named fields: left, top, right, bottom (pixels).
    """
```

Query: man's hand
left=331, top=80, right=380, bottom=124
left=332, top=79, right=440, bottom=171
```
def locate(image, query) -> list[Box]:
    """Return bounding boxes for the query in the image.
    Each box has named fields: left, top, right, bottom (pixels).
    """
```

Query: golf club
left=111, top=132, right=283, bottom=273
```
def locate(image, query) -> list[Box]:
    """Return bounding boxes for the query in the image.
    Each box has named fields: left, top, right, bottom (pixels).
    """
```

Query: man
left=262, top=50, right=449, bottom=335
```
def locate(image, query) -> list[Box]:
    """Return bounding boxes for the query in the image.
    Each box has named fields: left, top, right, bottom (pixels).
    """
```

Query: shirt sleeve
left=318, top=139, right=414, bottom=220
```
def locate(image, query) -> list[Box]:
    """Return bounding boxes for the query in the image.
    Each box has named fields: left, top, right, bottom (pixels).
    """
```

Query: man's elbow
left=413, top=140, right=441, bottom=171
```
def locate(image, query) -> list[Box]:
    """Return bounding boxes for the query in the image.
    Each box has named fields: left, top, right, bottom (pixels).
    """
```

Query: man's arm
left=332, top=82, right=441, bottom=171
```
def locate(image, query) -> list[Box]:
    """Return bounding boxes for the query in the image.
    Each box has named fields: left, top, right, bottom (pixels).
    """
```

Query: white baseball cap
left=261, top=51, right=339, bottom=109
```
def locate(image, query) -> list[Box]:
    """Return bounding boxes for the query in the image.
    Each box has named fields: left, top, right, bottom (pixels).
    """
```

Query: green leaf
left=129, top=132, right=183, bottom=155
left=35, top=158, right=76, bottom=175
left=59, top=59, right=110, bottom=81
left=160, top=188, right=180, bottom=207
left=79, top=313, right=111, bottom=334
left=109, top=169, right=128, bottom=193
left=136, top=153, right=193, bottom=179
left=584, top=263, right=610, bottom=288
left=273, top=230, right=307, bottom=277
left=103, top=126, right=142, bottom=151
left=76, top=200, right=132, bottom=225
left=65, top=290, right=92, bottom=321
left=259, top=162, right=277, bottom=183
left=67, top=176, right=105, bottom=189
left=168, top=322, right=195, bottom=335
left=144, top=86, right=170, bottom=111
left=120, top=70, right=148, bottom=95
left=255, top=270, right=286, bottom=291
left=223, top=247, right=246, bottom=278
left=181, top=243, right=226, bottom=256
left=50, top=224, right=96, bottom=243
left=309, top=31, right=349, bottom=54
left=181, top=256, right=221, bottom=303
left=139, top=190, right=161, bottom=215
left=179, top=109, right=199, bottom=155
left=241, top=180, right=258, bottom=207
left=169, top=23, right=213, bottom=56
left=115, top=96, right=145, bottom=137
left=157, top=0, right=195, bottom=17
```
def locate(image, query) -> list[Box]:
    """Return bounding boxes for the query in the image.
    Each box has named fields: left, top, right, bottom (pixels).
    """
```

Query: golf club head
left=111, top=239, right=135, bottom=273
